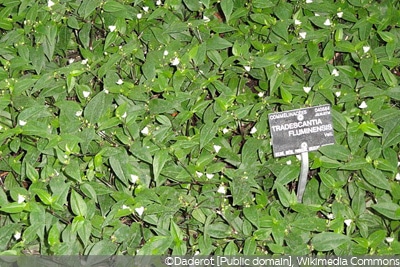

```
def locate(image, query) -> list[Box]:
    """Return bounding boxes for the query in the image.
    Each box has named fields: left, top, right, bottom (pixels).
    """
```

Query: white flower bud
left=108, top=25, right=116, bottom=32
left=324, top=19, right=332, bottom=26
left=213, top=145, right=222, bottom=153
left=82, top=91, right=90, bottom=98
left=130, top=174, right=139, bottom=184
left=135, top=206, right=144, bottom=216
left=217, top=184, right=226, bottom=194
left=359, top=101, right=367, bottom=109
left=141, top=126, right=149, bottom=135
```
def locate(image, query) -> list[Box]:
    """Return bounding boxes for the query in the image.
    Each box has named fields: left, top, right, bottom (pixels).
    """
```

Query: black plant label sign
left=268, top=104, right=335, bottom=157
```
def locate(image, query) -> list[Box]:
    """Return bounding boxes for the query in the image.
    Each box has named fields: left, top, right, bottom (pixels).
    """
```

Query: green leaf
left=78, top=0, right=100, bottom=19
left=371, top=203, right=400, bottom=220
left=220, top=0, right=233, bottom=23
left=361, top=166, right=391, bottom=191
left=89, top=240, right=118, bottom=255
left=70, top=190, right=87, bottom=217
left=192, top=209, right=206, bottom=224
left=275, top=165, right=300, bottom=185
left=358, top=122, right=382, bottom=136
left=367, top=230, right=386, bottom=249
left=206, top=223, right=231, bottom=239
left=231, top=176, right=251, bottom=206
left=0, top=202, right=26, bottom=213
left=243, top=237, right=257, bottom=255
left=275, top=183, right=291, bottom=208
left=206, top=36, right=232, bottom=50
left=153, top=149, right=169, bottom=185
left=360, top=57, right=373, bottom=81
left=200, top=122, right=218, bottom=149
left=170, top=220, right=183, bottom=244
left=243, top=206, right=259, bottom=228
left=270, top=69, right=284, bottom=96
left=312, top=232, right=351, bottom=251
left=381, top=67, right=398, bottom=87
left=137, top=236, right=173, bottom=255
left=319, top=144, right=351, bottom=161
left=84, top=91, right=110, bottom=124
left=64, top=158, right=82, bottom=182
left=25, top=161, right=39, bottom=182
left=32, top=188, right=53, bottom=206
left=48, top=225, right=60, bottom=247
left=103, top=0, right=127, bottom=13
left=386, top=86, right=400, bottom=101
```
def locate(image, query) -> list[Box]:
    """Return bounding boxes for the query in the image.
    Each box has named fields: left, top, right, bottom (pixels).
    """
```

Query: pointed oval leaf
left=312, top=232, right=351, bottom=251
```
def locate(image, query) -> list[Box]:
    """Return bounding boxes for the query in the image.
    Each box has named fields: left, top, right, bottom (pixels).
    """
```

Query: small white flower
left=222, top=128, right=229, bottom=134
left=203, top=15, right=210, bottom=22
left=315, top=13, right=320, bottom=17
left=299, top=31, right=307, bottom=39
left=327, top=213, right=335, bottom=220
left=121, top=112, right=127, bottom=119
left=171, top=57, right=180, bottom=66
left=68, top=58, right=75, bottom=64
left=331, top=69, right=339, bottom=76
left=194, top=250, right=200, bottom=256
left=19, top=120, right=27, bottom=126
left=359, top=101, right=368, bottom=109
left=142, top=6, right=149, bottom=12
left=335, top=91, right=341, bottom=97
left=344, top=219, right=352, bottom=226
left=108, top=25, right=116, bottom=32
left=250, top=126, right=257, bottom=134
left=395, top=173, right=400, bottom=181
left=196, top=171, right=203, bottom=178
left=213, top=145, right=222, bottom=153
left=75, top=110, right=83, bottom=116
left=276, top=63, right=281, bottom=68
left=206, top=173, right=214, bottom=179
left=217, top=184, right=227, bottom=194
left=141, top=126, right=149, bottom=135
left=130, top=174, right=139, bottom=184
left=163, top=50, right=169, bottom=56
left=294, top=19, right=302, bottom=25
left=363, top=46, right=370, bottom=53
left=137, top=13, right=142, bottom=19
left=156, top=0, right=162, bottom=5
left=104, top=89, right=109, bottom=94
left=337, top=11, right=343, bottom=18
left=306, top=0, right=313, bottom=3
left=14, top=231, right=21, bottom=241
left=385, top=237, right=394, bottom=243
left=296, top=154, right=302, bottom=161
left=324, top=19, right=332, bottom=26
left=244, top=66, right=251, bottom=72
left=122, top=204, right=130, bottom=210
left=258, top=92, right=264, bottom=97
left=48, top=0, right=55, bottom=7
left=303, top=86, right=311, bottom=93
left=135, top=206, right=144, bottom=216
left=17, top=194, right=25, bottom=204
left=286, top=160, right=292, bottom=165
left=81, top=59, right=88, bottom=65
left=82, top=91, right=90, bottom=98
left=116, top=79, right=124, bottom=85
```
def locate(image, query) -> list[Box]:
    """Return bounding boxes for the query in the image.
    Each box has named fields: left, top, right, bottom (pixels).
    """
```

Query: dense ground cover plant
left=0, top=0, right=399, bottom=256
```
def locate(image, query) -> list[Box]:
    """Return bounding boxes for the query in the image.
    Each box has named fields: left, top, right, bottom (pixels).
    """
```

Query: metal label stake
left=297, top=150, right=309, bottom=202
